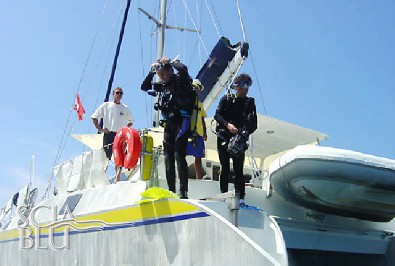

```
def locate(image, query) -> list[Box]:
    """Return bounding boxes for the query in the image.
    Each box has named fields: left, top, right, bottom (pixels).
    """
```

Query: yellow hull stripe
left=0, top=199, right=208, bottom=243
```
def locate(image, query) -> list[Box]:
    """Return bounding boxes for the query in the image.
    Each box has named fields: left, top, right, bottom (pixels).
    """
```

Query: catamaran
left=1, top=1, right=394, bottom=265
left=0, top=1, right=287, bottom=265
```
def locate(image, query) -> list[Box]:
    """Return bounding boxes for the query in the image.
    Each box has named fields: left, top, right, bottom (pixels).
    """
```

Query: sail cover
left=196, top=37, right=249, bottom=111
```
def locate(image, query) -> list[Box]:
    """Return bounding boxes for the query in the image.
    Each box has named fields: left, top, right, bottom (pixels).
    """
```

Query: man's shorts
left=186, top=135, right=205, bottom=158
left=103, top=131, right=117, bottom=160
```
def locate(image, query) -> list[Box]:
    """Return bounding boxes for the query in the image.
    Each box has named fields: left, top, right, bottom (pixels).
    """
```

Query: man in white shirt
left=91, top=87, right=134, bottom=181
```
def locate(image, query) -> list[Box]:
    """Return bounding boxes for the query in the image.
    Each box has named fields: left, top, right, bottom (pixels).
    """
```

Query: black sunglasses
left=115, top=91, right=124, bottom=95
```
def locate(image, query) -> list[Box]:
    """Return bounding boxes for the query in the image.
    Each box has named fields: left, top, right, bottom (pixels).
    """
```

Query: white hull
left=4, top=127, right=394, bottom=265
left=65, top=126, right=395, bottom=265
left=0, top=181, right=287, bottom=266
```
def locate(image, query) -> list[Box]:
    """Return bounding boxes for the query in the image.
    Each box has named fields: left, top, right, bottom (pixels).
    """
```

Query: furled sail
left=196, top=37, right=249, bottom=111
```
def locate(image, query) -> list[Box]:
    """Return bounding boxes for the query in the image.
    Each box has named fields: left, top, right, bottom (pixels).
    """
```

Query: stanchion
left=228, top=192, right=240, bottom=227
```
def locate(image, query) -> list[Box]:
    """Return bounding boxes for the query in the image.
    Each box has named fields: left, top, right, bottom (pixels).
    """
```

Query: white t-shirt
left=91, top=102, right=134, bottom=132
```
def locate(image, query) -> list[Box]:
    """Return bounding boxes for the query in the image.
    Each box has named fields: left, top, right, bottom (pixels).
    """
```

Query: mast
left=157, top=0, right=167, bottom=61
left=104, top=0, right=132, bottom=103
left=152, top=0, right=167, bottom=127
left=140, top=0, right=197, bottom=127
left=98, top=0, right=131, bottom=130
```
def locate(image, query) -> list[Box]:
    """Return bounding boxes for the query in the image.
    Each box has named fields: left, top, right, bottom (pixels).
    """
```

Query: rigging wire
left=137, top=1, right=145, bottom=79
left=137, top=0, right=151, bottom=128
left=249, top=51, right=268, bottom=115
left=235, top=0, right=267, bottom=114
left=182, top=0, right=210, bottom=57
left=145, top=1, right=160, bottom=127
left=204, top=0, right=222, bottom=38
left=42, top=0, right=111, bottom=200
left=66, top=3, right=124, bottom=156
left=77, top=0, right=110, bottom=97
left=185, top=38, right=200, bottom=68
left=236, top=0, right=247, bottom=42
left=42, top=1, right=128, bottom=200
left=182, top=1, right=187, bottom=61
left=170, top=1, right=181, bottom=58
left=183, top=0, right=204, bottom=67
left=196, top=0, right=203, bottom=67
left=90, top=1, right=126, bottom=114
left=168, top=0, right=203, bottom=66
left=236, top=1, right=268, bottom=188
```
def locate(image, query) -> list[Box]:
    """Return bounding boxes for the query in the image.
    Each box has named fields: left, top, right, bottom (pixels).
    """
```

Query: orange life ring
left=112, top=127, right=142, bottom=169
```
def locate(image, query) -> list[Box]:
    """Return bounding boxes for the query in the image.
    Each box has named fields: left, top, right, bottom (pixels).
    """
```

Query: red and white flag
left=73, top=93, right=86, bottom=121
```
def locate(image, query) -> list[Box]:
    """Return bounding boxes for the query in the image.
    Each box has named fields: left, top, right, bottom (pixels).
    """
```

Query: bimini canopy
left=72, top=114, right=328, bottom=162
left=205, top=114, right=328, bottom=160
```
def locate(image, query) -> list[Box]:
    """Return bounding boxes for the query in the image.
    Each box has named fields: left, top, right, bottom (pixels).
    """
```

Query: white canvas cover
left=54, top=160, right=73, bottom=195
left=84, top=149, right=110, bottom=188
left=81, top=151, right=93, bottom=188
left=16, top=185, right=29, bottom=207
left=67, top=153, right=84, bottom=192
left=55, top=149, right=110, bottom=194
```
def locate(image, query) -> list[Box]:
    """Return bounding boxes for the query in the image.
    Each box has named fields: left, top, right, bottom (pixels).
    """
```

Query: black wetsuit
left=141, top=62, right=195, bottom=197
left=214, top=94, right=257, bottom=199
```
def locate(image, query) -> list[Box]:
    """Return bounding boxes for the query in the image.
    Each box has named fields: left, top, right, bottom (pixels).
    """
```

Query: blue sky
left=0, top=0, right=394, bottom=206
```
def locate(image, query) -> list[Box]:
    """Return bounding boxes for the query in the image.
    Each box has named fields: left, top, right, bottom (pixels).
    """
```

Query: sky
left=0, top=0, right=394, bottom=207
